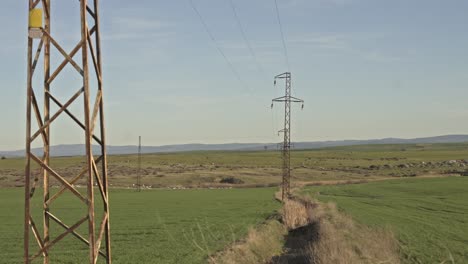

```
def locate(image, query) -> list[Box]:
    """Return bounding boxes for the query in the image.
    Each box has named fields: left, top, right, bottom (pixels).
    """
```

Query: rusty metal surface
left=25, top=0, right=111, bottom=263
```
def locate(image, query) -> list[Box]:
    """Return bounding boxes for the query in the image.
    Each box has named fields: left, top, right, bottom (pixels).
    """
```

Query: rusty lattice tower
left=25, top=0, right=111, bottom=263
left=271, top=72, right=304, bottom=201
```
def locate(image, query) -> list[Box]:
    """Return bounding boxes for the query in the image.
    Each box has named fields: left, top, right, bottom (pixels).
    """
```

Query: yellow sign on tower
left=28, top=9, right=43, bottom=39
left=29, top=9, right=43, bottom=28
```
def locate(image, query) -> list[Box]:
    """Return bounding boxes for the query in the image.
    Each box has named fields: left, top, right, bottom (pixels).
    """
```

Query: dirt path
left=269, top=222, right=318, bottom=264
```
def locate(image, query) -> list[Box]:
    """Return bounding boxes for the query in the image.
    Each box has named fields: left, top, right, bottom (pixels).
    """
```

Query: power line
left=227, top=0, right=266, bottom=77
left=188, top=0, right=249, bottom=91
left=273, top=0, right=290, bottom=71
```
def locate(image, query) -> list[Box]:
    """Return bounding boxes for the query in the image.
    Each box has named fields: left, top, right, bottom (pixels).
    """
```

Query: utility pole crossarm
left=289, top=96, right=304, bottom=103
left=272, top=96, right=304, bottom=103
left=274, top=72, right=290, bottom=79
left=271, top=96, right=286, bottom=102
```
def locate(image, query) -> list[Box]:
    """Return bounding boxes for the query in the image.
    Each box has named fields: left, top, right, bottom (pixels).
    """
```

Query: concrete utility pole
left=271, top=72, right=304, bottom=201
left=24, top=1, right=111, bottom=263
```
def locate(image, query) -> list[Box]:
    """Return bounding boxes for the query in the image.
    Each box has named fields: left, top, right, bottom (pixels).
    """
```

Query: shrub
left=220, top=177, right=244, bottom=184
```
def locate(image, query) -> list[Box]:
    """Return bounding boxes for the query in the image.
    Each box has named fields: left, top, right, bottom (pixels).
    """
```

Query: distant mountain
left=2, top=135, right=468, bottom=157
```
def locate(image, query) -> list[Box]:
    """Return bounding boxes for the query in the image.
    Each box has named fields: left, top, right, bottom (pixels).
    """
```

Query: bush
left=220, top=177, right=244, bottom=184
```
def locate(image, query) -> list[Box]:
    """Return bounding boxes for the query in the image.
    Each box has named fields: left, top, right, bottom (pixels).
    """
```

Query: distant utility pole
left=271, top=72, right=304, bottom=201
left=137, top=136, right=141, bottom=192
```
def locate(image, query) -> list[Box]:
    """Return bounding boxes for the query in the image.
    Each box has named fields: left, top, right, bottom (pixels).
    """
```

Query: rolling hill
left=1, top=134, right=468, bottom=157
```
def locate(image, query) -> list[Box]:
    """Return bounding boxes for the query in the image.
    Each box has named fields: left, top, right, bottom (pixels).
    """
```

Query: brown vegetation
left=210, top=220, right=286, bottom=264
left=306, top=201, right=400, bottom=264
left=213, top=193, right=400, bottom=264
left=281, top=199, right=312, bottom=230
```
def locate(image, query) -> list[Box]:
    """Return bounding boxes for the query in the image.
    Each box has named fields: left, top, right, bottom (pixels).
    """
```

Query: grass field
left=302, top=177, right=468, bottom=263
left=0, top=187, right=279, bottom=263
left=2, top=143, right=468, bottom=263
left=2, top=143, right=468, bottom=188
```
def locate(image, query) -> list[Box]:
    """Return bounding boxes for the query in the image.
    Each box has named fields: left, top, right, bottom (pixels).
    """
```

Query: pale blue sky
left=1, top=0, right=468, bottom=150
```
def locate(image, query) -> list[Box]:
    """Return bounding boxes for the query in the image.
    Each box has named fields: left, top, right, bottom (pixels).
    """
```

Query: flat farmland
left=0, top=187, right=279, bottom=263
left=2, top=143, right=468, bottom=263
left=2, top=143, right=468, bottom=188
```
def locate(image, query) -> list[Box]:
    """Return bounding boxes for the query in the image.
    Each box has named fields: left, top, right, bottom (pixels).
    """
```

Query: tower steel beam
left=271, top=72, right=304, bottom=201
left=25, top=1, right=111, bottom=263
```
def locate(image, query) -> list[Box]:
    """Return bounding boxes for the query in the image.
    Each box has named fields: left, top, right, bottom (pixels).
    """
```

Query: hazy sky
left=1, top=0, right=468, bottom=150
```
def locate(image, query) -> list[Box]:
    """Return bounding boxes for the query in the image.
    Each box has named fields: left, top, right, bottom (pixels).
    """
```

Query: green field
left=0, top=187, right=279, bottom=263
left=2, top=143, right=468, bottom=263
left=303, top=177, right=468, bottom=263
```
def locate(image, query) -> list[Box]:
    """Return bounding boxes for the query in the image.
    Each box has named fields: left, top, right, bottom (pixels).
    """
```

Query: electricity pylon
left=271, top=72, right=304, bottom=201
left=25, top=1, right=111, bottom=263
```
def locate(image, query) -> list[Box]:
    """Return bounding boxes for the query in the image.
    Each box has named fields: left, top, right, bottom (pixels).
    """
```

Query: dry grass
left=210, top=220, right=286, bottom=264
left=281, top=198, right=312, bottom=230
left=307, top=201, right=400, bottom=264
left=212, top=191, right=400, bottom=264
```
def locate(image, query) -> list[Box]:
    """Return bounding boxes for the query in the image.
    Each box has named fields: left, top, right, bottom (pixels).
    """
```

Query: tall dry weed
left=210, top=220, right=286, bottom=264
left=214, top=192, right=400, bottom=264
left=307, top=201, right=400, bottom=264
left=281, top=199, right=311, bottom=230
